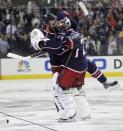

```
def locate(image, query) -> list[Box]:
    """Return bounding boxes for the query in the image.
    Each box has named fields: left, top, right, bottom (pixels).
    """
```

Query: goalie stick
left=79, top=1, right=89, bottom=16
left=7, top=51, right=46, bottom=60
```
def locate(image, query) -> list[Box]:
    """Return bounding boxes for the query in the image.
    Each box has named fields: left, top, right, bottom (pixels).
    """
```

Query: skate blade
left=107, top=83, right=120, bottom=92
left=57, top=118, right=77, bottom=123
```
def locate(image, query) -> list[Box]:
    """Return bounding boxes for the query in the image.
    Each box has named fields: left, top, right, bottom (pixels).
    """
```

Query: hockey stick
left=79, top=1, right=88, bottom=16
left=7, top=52, right=46, bottom=60
left=0, top=111, right=58, bottom=131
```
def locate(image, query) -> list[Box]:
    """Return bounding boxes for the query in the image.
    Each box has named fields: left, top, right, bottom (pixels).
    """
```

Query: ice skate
left=103, top=80, right=120, bottom=91
left=57, top=113, right=77, bottom=123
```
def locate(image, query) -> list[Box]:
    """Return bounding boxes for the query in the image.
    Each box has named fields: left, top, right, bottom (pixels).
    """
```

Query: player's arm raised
left=30, top=28, right=63, bottom=54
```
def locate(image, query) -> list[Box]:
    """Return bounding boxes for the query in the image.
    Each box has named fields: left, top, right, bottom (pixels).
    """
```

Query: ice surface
left=0, top=77, right=123, bottom=131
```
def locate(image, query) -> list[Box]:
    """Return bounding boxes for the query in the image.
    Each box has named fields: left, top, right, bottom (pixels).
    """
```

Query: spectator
left=107, top=8, right=117, bottom=31
left=15, top=31, right=31, bottom=56
left=117, top=27, right=123, bottom=55
left=0, top=21, right=6, bottom=33
left=108, top=33, right=118, bottom=55
left=0, top=0, right=123, bottom=57
left=32, top=14, right=40, bottom=28
left=111, top=0, right=121, bottom=6
left=6, top=20, right=17, bottom=35
left=85, top=37, right=98, bottom=56
left=0, top=33, right=9, bottom=58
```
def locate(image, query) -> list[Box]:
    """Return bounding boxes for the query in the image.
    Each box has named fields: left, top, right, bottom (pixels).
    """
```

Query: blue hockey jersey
left=42, top=29, right=88, bottom=72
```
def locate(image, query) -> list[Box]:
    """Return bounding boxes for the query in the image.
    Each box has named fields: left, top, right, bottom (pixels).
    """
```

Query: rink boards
left=0, top=56, right=123, bottom=79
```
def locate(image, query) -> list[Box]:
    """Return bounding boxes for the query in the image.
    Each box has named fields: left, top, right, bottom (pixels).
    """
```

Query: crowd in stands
left=0, top=0, right=123, bottom=58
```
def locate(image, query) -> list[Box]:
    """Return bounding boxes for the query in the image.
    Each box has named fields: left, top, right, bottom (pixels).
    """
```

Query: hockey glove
left=30, top=28, right=49, bottom=50
left=61, top=36, right=74, bottom=50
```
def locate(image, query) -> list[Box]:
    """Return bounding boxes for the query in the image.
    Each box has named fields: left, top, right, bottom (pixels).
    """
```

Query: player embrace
left=31, top=14, right=91, bottom=121
left=30, top=12, right=119, bottom=121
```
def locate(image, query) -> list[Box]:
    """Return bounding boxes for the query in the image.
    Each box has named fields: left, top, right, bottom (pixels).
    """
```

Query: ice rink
left=0, top=77, right=123, bottom=131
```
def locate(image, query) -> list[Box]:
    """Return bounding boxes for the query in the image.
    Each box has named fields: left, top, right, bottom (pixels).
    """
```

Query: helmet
left=57, top=11, right=70, bottom=21
left=57, top=11, right=71, bottom=30
left=43, top=13, right=56, bottom=24
left=43, top=13, right=59, bottom=33
left=57, top=10, right=77, bottom=30
left=58, top=17, right=71, bottom=31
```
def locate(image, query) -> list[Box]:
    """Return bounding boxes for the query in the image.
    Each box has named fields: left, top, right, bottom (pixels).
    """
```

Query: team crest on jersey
left=17, top=60, right=31, bottom=72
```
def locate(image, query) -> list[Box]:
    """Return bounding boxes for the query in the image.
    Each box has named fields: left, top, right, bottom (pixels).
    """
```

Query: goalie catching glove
left=30, top=28, right=49, bottom=50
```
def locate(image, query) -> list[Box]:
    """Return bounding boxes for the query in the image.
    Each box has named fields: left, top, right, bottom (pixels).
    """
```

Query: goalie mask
left=57, top=10, right=77, bottom=30
left=57, top=11, right=71, bottom=31
left=57, top=17, right=71, bottom=31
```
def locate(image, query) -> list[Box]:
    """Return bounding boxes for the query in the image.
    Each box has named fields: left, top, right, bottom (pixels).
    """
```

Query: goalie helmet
left=57, top=16, right=71, bottom=31
left=57, top=11, right=70, bottom=21
left=57, top=10, right=77, bottom=30
left=57, top=11, right=73, bottom=31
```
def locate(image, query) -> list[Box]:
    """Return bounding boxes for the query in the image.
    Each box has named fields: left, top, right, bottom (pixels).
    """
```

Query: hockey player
left=30, top=16, right=91, bottom=121
left=57, top=10, right=119, bottom=91
left=44, top=14, right=91, bottom=120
